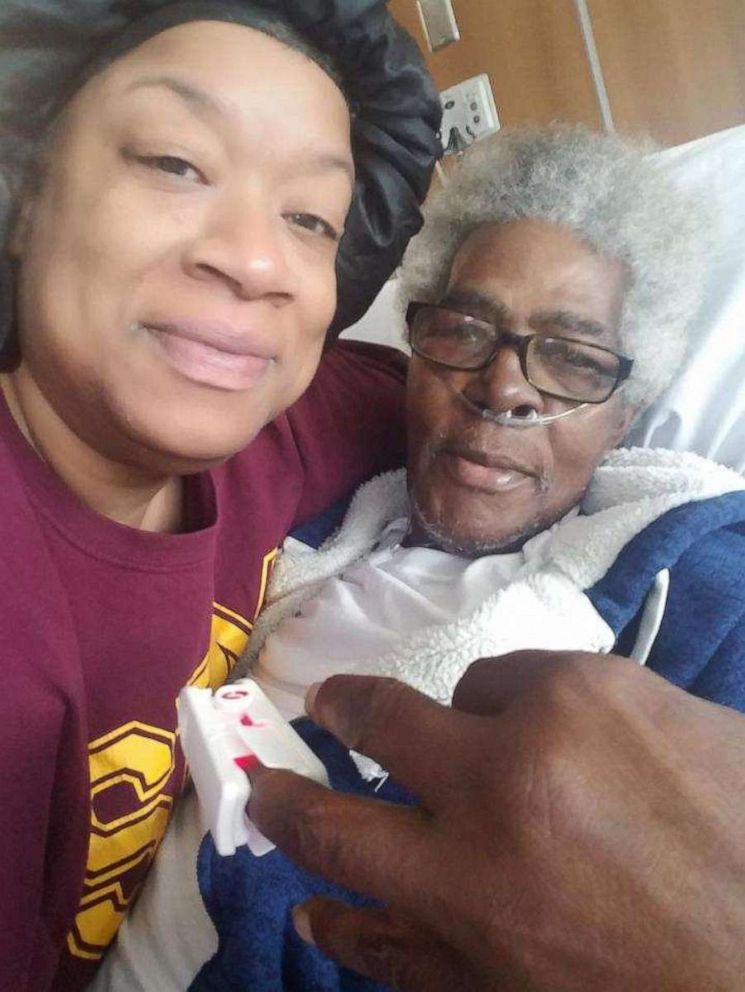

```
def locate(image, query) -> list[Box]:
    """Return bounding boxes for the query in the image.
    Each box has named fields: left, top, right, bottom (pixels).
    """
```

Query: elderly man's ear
left=613, top=402, right=639, bottom=446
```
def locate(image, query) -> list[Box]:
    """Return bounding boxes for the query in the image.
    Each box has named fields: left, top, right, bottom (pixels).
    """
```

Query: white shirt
left=255, top=518, right=533, bottom=720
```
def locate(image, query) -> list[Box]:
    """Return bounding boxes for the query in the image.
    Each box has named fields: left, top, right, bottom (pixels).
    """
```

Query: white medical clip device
left=178, top=679, right=330, bottom=857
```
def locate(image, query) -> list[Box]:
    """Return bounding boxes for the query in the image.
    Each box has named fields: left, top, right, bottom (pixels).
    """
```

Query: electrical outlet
left=440, top=74, right=499, bottom=156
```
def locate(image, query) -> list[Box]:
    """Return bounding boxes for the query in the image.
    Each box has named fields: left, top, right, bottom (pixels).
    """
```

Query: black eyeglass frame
left=406, top=302, right=634, bottom=405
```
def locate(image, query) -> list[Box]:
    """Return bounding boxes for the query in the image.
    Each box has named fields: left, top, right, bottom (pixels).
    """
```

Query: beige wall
left=389, top=0, right=602, bottom=129
left=389, top=0, right=745, bottom=145
left=589, top=0, right=745, bottom=145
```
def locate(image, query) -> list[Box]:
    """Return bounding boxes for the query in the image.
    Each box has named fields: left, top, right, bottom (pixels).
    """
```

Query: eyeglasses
left=406, top=302, right=633, bottom=405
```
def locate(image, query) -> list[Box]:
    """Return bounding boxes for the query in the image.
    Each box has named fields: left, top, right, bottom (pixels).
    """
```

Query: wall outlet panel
left=440, top=73, right=500, bottom=155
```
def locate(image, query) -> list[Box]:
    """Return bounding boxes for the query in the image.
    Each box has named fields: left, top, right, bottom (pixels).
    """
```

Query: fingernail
left=292, top=905, right=315, bottom=946
left=305, top=681, right=322, bottom=717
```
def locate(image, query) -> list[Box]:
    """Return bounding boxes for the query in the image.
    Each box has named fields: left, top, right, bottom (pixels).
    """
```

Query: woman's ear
left=8, top=195, right=36, bottom=259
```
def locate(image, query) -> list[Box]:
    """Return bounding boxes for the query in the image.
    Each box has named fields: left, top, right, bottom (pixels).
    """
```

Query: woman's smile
left=136, top=320, right=276, bottom=391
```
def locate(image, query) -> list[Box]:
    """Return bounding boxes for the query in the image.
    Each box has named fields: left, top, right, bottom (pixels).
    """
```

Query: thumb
left=294, top=897, right=499, bottom=992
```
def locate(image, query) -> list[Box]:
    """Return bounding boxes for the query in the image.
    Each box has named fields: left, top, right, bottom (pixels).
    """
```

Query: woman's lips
left=440, top=451, right=535, bottom=494
left=141, top=323, right=274, bottom=391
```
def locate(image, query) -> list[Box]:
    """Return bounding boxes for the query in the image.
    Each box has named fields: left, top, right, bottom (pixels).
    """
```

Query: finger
left=248, top=766, right=436, bottom=909
left=294, top=897, right=495, bottom=992
left=452, top=649, right=597, bottom=715
left=307, top=675, right=474, bottom=804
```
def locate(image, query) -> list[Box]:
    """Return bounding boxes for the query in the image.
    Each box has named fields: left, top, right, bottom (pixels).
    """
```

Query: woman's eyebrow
left=125, top=75, right=228, bottom=123
left=123, top=75, right=354, bottom=182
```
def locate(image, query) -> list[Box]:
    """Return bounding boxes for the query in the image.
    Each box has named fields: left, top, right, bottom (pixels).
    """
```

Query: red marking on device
left=240, top=714, right=267, bottom=729
left=234, top=753, right=260, bottom=773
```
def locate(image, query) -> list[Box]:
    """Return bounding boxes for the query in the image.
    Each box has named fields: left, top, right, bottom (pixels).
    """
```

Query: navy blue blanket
left=189, top=720, right=413, bottom=992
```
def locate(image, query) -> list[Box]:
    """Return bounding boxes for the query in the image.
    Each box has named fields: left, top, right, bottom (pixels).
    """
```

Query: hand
left=248, top=651, right=745, bottom=991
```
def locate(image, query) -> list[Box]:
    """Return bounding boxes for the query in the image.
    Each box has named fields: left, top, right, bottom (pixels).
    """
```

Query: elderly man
left=98, top=126, right=745, bottom=991
left=241, top=124, right=744, bottom=712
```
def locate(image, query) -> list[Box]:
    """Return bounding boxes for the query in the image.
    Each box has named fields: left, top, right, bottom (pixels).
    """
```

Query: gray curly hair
left=399, top=124, right=710, bottom=410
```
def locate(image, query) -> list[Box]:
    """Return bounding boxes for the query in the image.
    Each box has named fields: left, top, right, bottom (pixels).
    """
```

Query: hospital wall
left=389, top=0, right=745, bottom=146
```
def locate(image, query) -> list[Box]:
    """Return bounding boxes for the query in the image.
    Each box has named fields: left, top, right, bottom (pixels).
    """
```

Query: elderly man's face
left=406, top=219, right=635, bottom=555
left=10, top=21, right=353, bottom=472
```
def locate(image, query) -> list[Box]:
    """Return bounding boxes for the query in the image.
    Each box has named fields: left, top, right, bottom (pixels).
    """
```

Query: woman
left=0, top=2, right=440, bottom=989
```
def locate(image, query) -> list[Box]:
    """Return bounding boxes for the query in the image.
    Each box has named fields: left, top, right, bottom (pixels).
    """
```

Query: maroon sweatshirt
left=0, top=341, right=406, bottom=992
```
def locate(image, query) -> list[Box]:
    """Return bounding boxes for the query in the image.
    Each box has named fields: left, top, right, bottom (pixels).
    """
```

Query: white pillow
left=341, top=276, right=408, bottom=352
left=628, top=125, right=745, bottom=472
left=344, top=125, right=745, bottom=471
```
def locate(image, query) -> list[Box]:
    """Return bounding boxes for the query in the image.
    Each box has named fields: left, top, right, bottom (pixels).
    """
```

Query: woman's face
left=11, top=21, right=353, bottom=471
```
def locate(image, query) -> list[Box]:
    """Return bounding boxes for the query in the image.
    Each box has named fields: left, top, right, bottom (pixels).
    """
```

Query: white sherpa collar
left=237, top=448, right=744, bottom=703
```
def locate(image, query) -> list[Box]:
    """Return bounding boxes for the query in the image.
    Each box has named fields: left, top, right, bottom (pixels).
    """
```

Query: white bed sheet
left=629, top=125, right=745, bottom=471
